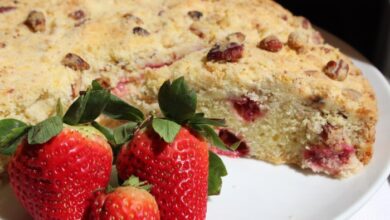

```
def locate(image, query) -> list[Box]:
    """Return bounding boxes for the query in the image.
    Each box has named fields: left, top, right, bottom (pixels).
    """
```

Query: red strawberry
left=88, top=176, right=160, bottom=220
left=8, top=126, right=113, bottom=220
left=116, top=127, right=209, bottom=220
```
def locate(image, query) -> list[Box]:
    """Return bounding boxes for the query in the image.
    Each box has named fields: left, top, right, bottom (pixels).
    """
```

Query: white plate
left=1, top=30, right=390, bottom=220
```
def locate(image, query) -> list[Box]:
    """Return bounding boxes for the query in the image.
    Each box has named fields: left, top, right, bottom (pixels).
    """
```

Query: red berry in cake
left=217, top=129, right=250, bottom=157
left=0, top=6, right=16, bottom=14
left=88, top=176, right=160, bottom=220
left=8, top=126, right=113, bottom=220
left=230, top=95, right=265, bottom=122
left=116, top=77, right=228, bottom=220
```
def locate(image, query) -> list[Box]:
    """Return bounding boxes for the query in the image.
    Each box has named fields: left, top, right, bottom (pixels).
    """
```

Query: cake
left=0, top=0, right=377, bottom=177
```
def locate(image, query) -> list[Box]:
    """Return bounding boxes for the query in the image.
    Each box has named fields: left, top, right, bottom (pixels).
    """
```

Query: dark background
left=276, top=0, right=390, bottom=77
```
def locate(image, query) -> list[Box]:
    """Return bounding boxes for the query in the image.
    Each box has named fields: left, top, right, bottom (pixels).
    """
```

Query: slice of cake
left=0, top=0, right=377, bottom=177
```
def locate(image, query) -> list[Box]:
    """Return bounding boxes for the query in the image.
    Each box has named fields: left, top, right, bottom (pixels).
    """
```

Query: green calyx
left=122, top=175, right=152, bottom=192
left=105, top=175, right=152, bottom=194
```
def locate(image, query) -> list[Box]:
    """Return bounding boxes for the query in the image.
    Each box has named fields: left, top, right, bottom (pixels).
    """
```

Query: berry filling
left=210, top=129, right=249, bottom=158
left=144, top=61, right=173, bottom=69
left=230, top=96, right=264, bottom=122
left=303, top=143, right=355, bottom=175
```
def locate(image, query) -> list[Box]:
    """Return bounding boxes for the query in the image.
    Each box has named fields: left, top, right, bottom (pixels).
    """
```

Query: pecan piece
left=312, top=31, right=324, bottom=44
left=206, top=42, right=244, bottom=63
left=62, top=53, right=90, bottom=71
left=188, top=10, right=203, bottom=21
left=0, top=6, right=16, bottom=13
left=133, top=26, right=150, bottom=36
left=68, top=10, right=85, bottom=20
left=24, top=10, right=46, bottom=32
left=226, top=32, right=246, bottom=43
left=257, top=35, right=283, bottom=52
left=287, top=31, right=308, bottom=51
left=0, top=42, right=5, bottom=48
left=342, top=88, right=362, bottom=101
left=298, top=16, right=311, bottom=29
left=323, top=60, right=349, bottom=81
left=189, top=23, right=205, bottom=38
left=123, top=13, right=143, bottom=25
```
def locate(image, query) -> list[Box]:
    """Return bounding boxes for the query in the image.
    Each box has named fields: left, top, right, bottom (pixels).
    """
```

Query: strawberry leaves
left=208, top=151, right=228, bottom=195
left=152, top=118, right=181, bottom=143
left=158, top=76, right=197, bottom=123
left=63, top=86, right=110, bottom=125
left=0, top=119, right=30, bottom=155
left=27, top=116, right=63, bottom=145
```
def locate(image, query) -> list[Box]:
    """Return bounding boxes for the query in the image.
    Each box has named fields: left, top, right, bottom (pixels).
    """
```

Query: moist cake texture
left=0, top=0, right=377, bottom=177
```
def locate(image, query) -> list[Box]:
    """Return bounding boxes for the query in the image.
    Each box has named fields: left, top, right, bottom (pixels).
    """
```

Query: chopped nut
left=312, top=31, right=324, bottom=44
left=342, top=88, right=362, bottom=101
left=309, top=95, right=326, bottom=109
left=323, top=60, right=349, bottom=81
left=62, top=53, right=90, bottom=71
left=226, top=32, right=246, bottom=43
left=123, top=13, right=143, bottom=25
left=0, top=6, right=16, bottom=13
left=287, top=31, right=308, bottom=51
left=206, top=42, right=244, bottom=63
left=187, top=10, right=203, bottom=21
left=24, top=10, right=45, bottom=32
left=189, top=23, right=205, bottom=38
left=0, top=42, right=6, bottom=48
left=133, top=27, right=150, bottom=36
left=258, top=35, right=283, bottom=52
left=298, top=16, right=311, bottom=29
left=68, top=10, right=85, bottom=20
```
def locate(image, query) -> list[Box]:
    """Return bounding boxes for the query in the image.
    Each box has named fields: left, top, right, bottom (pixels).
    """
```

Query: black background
left=276, top=0, right=389, bottom=76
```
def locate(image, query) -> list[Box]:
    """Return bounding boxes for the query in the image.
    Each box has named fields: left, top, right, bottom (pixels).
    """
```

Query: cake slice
left=0, top=0, right=377, bottom=177
left=123, top=42, right=376, bottom=177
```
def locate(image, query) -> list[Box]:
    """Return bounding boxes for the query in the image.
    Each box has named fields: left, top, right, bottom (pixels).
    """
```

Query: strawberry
left=115, top=77, right=228, bottom=220
left=8, top=126, right=113, bottom=219
left=0, top=81, right=145, bottom=220
left=117, top=127, right=209, bottom=219
left=88, top=176, right=159, bottom=220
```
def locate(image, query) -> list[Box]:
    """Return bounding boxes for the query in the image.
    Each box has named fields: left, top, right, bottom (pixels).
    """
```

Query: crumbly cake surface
left=0, top=0, right=377, bottom=177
